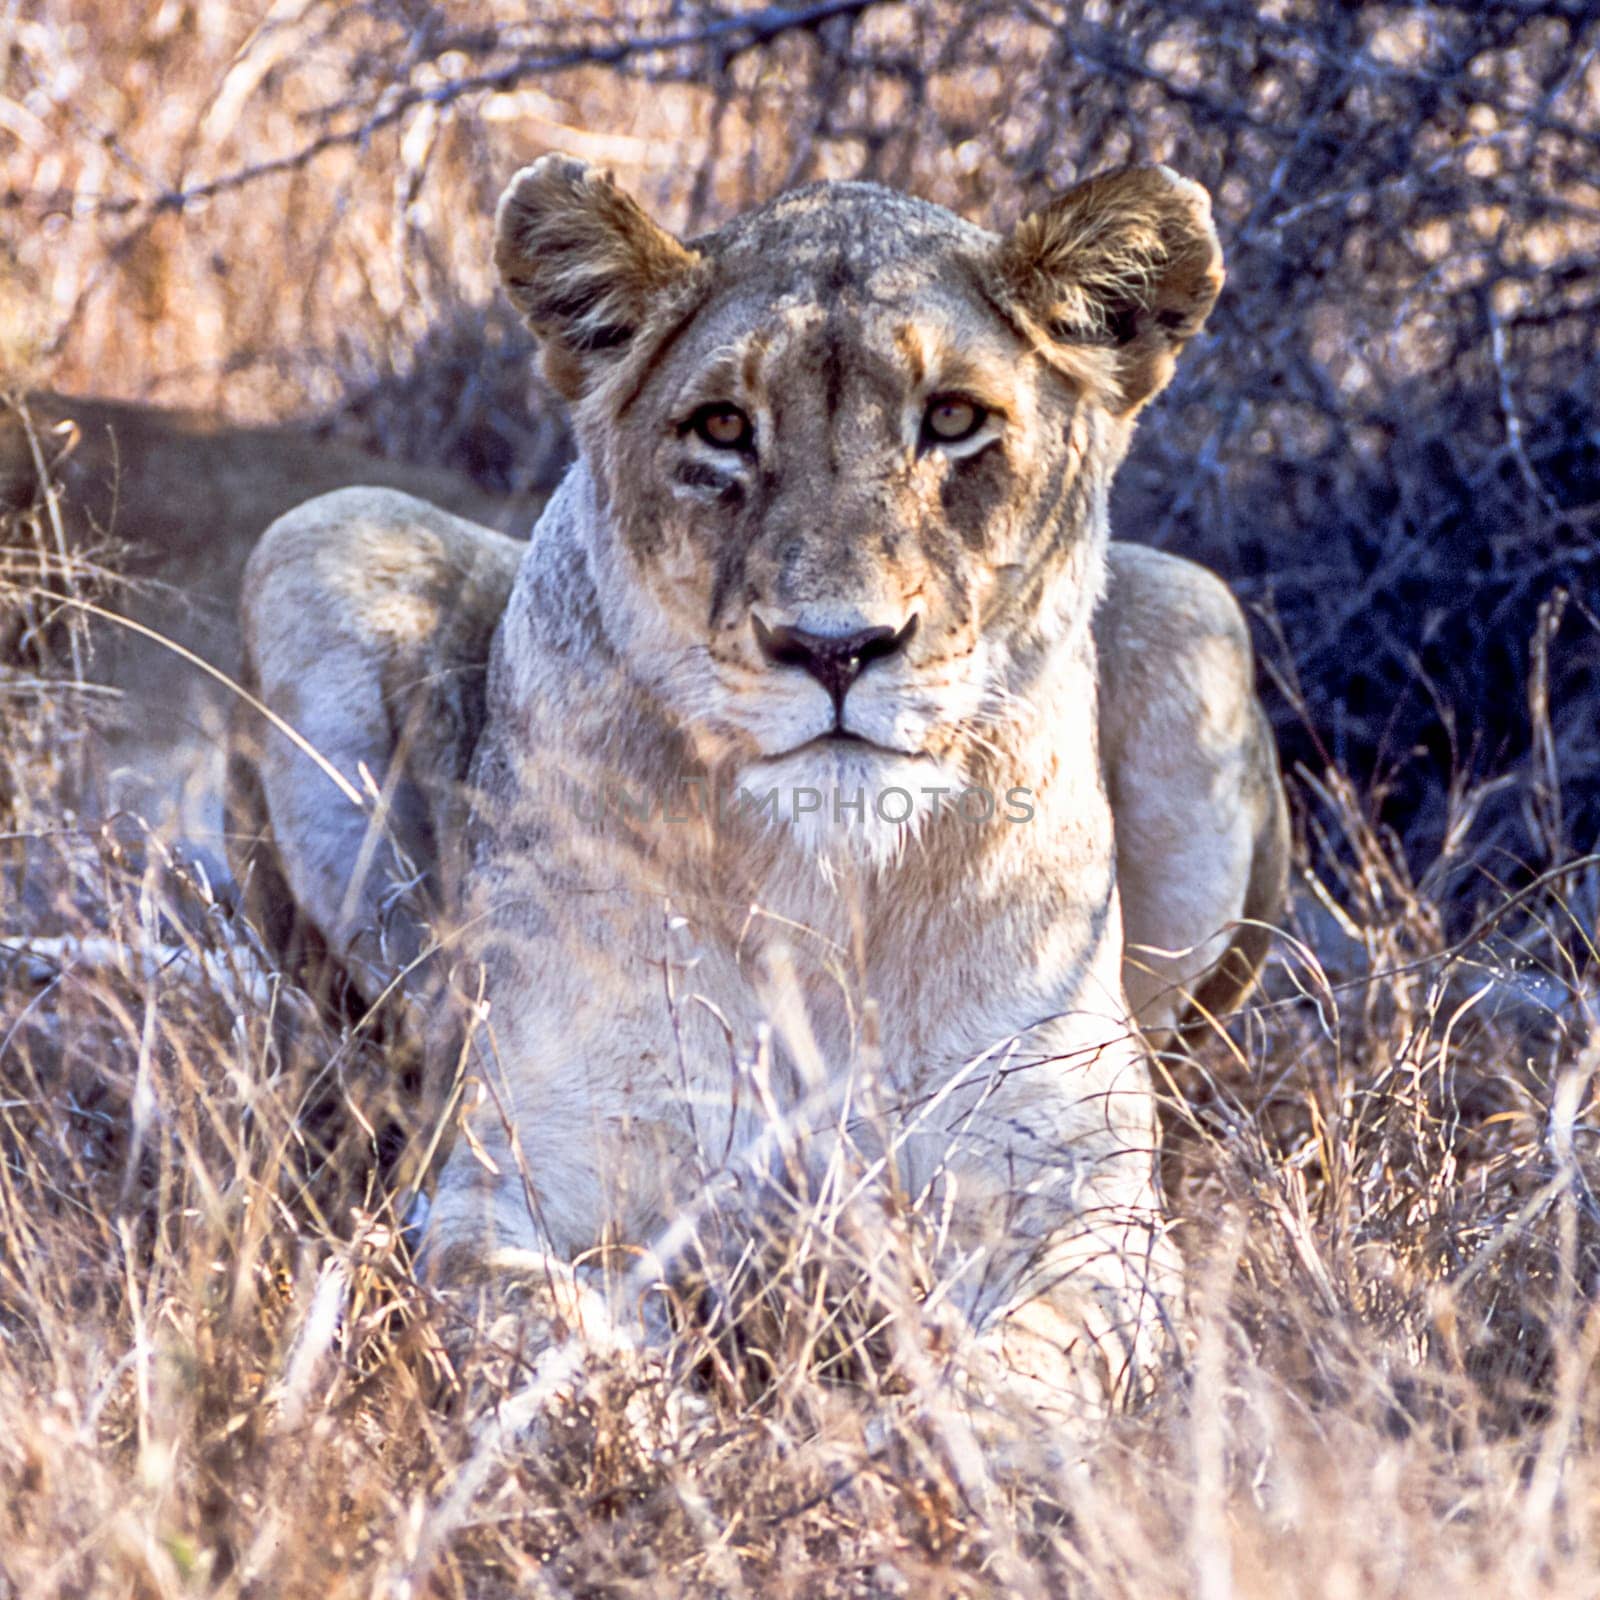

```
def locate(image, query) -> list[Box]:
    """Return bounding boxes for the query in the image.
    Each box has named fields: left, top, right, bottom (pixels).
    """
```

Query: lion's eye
left=689, top=403, right=754, bottom=452
left=922, top=395, right=986, bottom=447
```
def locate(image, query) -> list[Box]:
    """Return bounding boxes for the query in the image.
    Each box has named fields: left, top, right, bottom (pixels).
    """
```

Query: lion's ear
left=996, top=165, right=1223, bottom=414
left=494, top=155, right=700, bottom=403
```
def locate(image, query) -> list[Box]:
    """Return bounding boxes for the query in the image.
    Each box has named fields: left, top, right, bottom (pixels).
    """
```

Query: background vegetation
left=2, top=2, right=1598, bottom=1594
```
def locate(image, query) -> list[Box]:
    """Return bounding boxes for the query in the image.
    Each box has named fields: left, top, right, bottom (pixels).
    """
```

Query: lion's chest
left=552, top=828, right=1129, bottom=1235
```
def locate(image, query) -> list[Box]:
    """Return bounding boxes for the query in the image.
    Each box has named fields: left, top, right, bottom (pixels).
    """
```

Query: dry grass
left=4, top=1, right=1600, bottom=1592
left=3, top=400, right=1600, bottom=1598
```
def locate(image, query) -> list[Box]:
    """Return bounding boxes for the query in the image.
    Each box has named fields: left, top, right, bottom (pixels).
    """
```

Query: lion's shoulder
left=245, top=488, right=523, bottom=663
left=1096, top=541, right=1258, bottom=766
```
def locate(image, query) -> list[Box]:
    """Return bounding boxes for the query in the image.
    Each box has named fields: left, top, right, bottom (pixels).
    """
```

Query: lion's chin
left=735, top=740, right=966, bottom=872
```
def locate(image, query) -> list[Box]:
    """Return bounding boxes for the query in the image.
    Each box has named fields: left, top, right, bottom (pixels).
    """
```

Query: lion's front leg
left=968, top=1185, right=1182, bottom=1423
left=417, top=903, right=720, bottom=1342
left=415, top=982, right=697, bottom=1454
left=926, top=1028, right=1182, bottom=1424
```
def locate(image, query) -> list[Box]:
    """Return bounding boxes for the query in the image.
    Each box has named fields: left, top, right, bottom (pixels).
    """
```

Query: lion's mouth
left=768, top=731, right=939, bottom=772
left=797, top=728, right=894, bottom=755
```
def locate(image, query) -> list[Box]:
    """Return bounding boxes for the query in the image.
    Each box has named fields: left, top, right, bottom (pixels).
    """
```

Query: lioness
left=229, top=158, right=1287, bottom=1416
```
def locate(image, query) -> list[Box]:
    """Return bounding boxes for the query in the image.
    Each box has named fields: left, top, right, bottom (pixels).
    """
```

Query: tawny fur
left=228, top=158, right=1288, bottom=1418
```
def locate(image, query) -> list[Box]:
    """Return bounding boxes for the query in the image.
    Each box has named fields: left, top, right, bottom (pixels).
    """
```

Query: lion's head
left=494, top=157, right=1221, bottom=861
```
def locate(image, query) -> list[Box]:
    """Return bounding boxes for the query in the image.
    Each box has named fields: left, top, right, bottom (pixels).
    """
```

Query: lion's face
left=496, top=161, right=1222, bottom=858
left=597, top=188, right=1084, bottom=821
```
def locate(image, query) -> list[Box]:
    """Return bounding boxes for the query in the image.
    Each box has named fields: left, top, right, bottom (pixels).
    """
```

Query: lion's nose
left=752, top=614, right=918, bottom=714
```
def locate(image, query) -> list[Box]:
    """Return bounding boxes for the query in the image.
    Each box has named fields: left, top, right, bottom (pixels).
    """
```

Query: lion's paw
left=432, top=1247, right=703, bottom=1470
